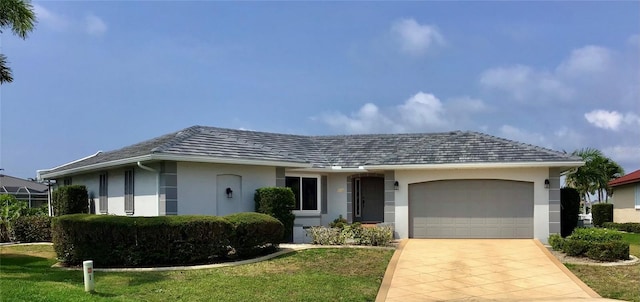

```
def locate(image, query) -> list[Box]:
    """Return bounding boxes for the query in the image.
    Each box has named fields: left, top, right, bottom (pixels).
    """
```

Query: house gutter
left=364, top=161, right=585, bottom=170
left=137, top=162, right=158, bottom=172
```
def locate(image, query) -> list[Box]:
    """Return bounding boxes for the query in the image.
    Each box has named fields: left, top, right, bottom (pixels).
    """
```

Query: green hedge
left=603, top=222, right=640, bottom=233
left=224, top=212, right=284, bottom=258
left=52, top=214, right=233, bottom=267
left=52, top=185, right=89, bottom=216
left=560, top=187, right=581, bottom=237
left=585, top=241, right=630, bottom=261
left=255, top=187, right=295, bottom=243
left=548, top=234, right=565, bottom=251
left=568, top=227, right=622, bottom=242
left=12, top=216, right=52, bottom=242
left=592, top=203, right=613, bottom=227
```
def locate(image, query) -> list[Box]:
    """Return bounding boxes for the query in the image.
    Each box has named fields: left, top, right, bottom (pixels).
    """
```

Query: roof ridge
left=151, top=126, right=202, bottom=153
left=468, top=131, right=579, bottom=160
left=366, top=131, right=463, bottom=165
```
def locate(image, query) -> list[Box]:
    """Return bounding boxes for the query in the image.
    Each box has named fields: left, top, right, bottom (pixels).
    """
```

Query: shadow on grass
left=1, top=254, right=170, bottom=291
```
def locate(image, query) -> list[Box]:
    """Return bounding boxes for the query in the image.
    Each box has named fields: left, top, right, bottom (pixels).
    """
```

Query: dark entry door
left=354, top=177, right=384, bottom=223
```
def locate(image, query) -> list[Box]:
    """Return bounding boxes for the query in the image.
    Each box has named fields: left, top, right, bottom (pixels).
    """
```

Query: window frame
left=99, top=172, right=108, bottom=214
left=124, top=169, right=135, bottom=214
left=285, top=174, right=321, bottom=215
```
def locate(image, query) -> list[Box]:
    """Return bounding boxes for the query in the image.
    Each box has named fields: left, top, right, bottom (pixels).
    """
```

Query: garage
left=409, top=179, right=534, bottom=238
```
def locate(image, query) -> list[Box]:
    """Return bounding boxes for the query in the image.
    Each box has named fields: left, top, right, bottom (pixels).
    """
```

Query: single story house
left=608, top=169, right=640, bottom=223
left=37, top=126, right=583, bottom=243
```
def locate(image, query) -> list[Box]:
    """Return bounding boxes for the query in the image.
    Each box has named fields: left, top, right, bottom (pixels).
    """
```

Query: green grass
left=567, top=232, right=640, bottom=302
left=0, top=245, right=393, bottom=302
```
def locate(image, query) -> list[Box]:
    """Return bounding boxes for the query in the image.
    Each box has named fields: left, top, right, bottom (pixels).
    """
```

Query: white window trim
left=286, top=174, right=322, bottom=215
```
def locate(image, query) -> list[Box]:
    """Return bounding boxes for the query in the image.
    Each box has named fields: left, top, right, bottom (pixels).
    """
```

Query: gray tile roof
left=41, top=125, right=582, bottom=175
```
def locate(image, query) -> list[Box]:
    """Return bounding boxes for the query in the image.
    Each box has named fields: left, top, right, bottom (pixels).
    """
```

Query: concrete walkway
left=377, top=239, right=612, bottom=301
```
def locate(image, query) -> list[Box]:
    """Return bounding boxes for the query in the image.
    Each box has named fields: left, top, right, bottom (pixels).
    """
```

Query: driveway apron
left=377, top=239, right=603, bottom=301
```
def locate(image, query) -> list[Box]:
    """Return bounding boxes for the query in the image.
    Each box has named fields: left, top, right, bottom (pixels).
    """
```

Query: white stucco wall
left=176, top=162, right=276, bottom=215
left=394, top=167, right=550, bottom=241
left=323, top=173, right=349, bottom=225
left=64, top=167, right=159, bottom=216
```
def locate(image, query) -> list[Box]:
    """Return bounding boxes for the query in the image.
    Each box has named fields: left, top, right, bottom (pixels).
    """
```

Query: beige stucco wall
left=611, top=184, right=640, bottom=223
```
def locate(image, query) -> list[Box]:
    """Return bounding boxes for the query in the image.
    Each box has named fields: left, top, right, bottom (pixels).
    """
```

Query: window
left=285, top=176, right=319, bottom=211
left=63, top=177, right=72, bottom=186
left=99, top=172, right=108, bottom=213
left=124, top=169, right=135, bottom=214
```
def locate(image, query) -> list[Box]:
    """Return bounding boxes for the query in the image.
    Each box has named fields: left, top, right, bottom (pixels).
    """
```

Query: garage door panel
left=409, top=179, right=534, bottom=239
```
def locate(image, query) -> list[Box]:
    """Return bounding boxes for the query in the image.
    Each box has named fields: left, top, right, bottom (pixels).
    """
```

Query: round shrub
left=225, top=212, right=284, bottom=258
left=562, top=239, right=590, bottom=256
left=12, top=216, right=52, bottom=242
left=52, top=214, right=233, bottom=267
left=585, top=241, right=629, bottom=261
left=548, top=234, right=565, bottom=251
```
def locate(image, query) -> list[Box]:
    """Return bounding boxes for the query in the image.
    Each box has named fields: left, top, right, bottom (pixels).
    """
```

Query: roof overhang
left=363, top=161, right=585, bottom=171
left=38, top=154, right=313, bottom=179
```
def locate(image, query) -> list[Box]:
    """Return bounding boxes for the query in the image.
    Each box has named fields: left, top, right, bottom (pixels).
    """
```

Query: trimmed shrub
left=255, top=187, right=295, bottom=242
left=307, top=227, right=345, bottom=245
left=358, top=224, right=394, bottom=246
left=563, top=239, right=590, bottom=256
left=585, top=241, right=630, bottom=261
left=0, top=221, right=9, bottom=242
left=307, top=223, right=393, bottom=246
left=52, top=214, right=233, bottom=267
left=568, top=227, right=622, bottom=242
left=592, top=203, right=613, bottom=227
left=602, top=222, right=640, bottom=234
left=52, top=185, right=89, bottom=216
left=548, top=234, right=565, bottom=251
left=12, top=216, right=52, bottom=242
left=560, top=187, right=581, bottom=237
left=224, top=212, right=284, bottom=258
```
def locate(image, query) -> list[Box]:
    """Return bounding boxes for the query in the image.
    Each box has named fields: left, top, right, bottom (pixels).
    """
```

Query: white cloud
left=603, top=145, right=640, bottom=163
left=557, top=45, right=612, bottom=76
left=398, top=92, right=447, bottom=128
left=85, top=14, right=108, bottom=36
left=499, top=125, right=549, bottom=148
left=33, top=4, right=69, bottom=31
left=479, top=65, right=573, bottom=102
left=318, top=92, right=489, bottom=134
left=391, top=18, right=444, bottom=56
left=584, top=110, right=640, bottom=131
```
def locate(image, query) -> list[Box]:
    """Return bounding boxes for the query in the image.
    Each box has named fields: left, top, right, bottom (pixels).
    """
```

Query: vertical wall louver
left=99, top=172, right=108, bottom=213
left=124, top=169, right=135, bottom=214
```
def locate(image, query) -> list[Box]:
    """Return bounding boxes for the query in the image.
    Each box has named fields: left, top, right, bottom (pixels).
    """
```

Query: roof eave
left=364, top=161, right=585, bottom=170
left=38, top=153, right=313, bottom=179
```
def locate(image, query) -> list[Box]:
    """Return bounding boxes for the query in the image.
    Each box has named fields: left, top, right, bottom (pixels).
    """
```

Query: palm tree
left=0, top=0, right=36, bottom=84
left=565, top=148, right=624, bottom=203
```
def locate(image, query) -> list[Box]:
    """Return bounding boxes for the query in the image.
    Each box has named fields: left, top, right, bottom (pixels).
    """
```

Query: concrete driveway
left=376, top=239, right=606, bottom=301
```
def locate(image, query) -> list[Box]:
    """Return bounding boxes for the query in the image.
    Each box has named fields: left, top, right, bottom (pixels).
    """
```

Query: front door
left=353, top=177, right=384, bottom=223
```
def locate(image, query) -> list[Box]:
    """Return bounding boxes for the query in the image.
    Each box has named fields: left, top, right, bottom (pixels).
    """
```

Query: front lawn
left=567, top=232, right=640, bottom=302
left=0, top=245, right=393, bottom=302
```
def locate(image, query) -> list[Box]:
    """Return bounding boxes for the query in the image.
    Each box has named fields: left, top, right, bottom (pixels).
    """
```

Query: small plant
left=306, top=223, right=393, bottom=247
left=548, top=234, right=565, bottom=251
left=329, top=215, right=348, bottom=229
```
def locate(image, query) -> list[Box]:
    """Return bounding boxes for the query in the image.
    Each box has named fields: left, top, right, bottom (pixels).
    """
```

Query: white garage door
left=409, top=179, right=534, bottom=238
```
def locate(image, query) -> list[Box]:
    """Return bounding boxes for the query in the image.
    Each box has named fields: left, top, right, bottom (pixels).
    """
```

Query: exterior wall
left=323, top=173, right=350, bottom=225
left=394, top=167, right=550, bottom=242
left=176, top=162, right=275, bottom=215
left=61, top=166, right=160, bottom=216
left=611, top=184, right=640, bottom=223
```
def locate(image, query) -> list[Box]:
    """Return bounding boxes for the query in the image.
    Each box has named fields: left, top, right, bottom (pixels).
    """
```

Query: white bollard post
left=83, top=260, right=95, bottom=292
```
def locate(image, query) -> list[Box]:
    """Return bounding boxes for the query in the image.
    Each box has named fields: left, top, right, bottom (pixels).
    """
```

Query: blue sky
left=1, top=1, right=639, bottom=179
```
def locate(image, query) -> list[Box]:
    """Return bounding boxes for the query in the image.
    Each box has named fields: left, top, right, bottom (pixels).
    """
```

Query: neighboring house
left=608, top=169, right=640, bottom=223
left=37, top=126, right=583, bottom=243
left=0, top=174, right=49, bottom=208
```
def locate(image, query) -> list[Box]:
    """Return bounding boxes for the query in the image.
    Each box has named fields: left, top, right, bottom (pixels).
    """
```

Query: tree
left=565, top=148, right=624, bottom=203
left=0, top=0, right=36, bottom=84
